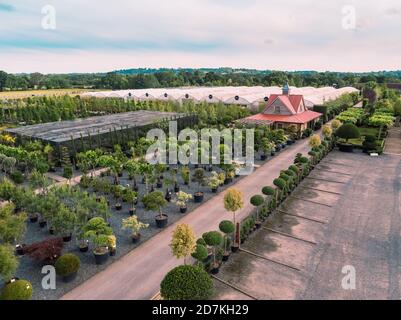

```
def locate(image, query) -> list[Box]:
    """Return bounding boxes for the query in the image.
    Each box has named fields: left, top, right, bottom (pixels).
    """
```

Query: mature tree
left=223, top=188, right=244, bottom=228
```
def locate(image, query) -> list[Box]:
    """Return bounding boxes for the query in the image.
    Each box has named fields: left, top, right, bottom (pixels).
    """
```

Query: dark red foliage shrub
left=24, top=237, right=64, bottom=265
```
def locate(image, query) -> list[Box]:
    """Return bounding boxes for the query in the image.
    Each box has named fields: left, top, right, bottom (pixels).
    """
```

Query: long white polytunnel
left=82, top=86, right=359, bottom=108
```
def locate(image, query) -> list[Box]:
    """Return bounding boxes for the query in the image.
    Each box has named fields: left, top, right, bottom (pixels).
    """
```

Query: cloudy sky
left=0, top=0, right=400, bottom=74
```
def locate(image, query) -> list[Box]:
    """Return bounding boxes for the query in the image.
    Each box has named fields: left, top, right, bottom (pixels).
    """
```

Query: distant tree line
left=1, top=69, right=401, bottom=92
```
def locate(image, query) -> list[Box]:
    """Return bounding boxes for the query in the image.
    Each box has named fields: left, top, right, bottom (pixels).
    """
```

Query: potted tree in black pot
left=53, top=204, right=76, bottom=243
left=224, top=188, right=244, bottom=253
left=122, top=215, right=149, bottom=243
left=219, top=220, right=235, bottom=262
left=250, top=195, right=264, bottom=229
left=142, top=191, right=168, bottom=228
left=123, top=189, right=137, bottom=216
left=335, top=123, right=360, bottom=153
left=202, top=231, right=223, bottom=274
left=113, top=185, right=124, bottom=211
left=82, top=217, right=113, bottom=265
left=55, top=253, right=80, bottom=283
left=207, top=171, right=221, bottom=193
left=173, top=191, right=193, bottom=213
left=192, top=168, right=206, bottom=203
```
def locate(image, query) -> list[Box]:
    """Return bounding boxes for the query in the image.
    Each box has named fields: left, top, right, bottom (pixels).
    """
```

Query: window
left=274, top=106, right=280, bottom=114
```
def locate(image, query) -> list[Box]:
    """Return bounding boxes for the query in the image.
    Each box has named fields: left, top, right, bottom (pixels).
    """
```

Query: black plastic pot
left=255, top=221, right=262, bottom=229
left=39, top=220, right=47, bottom=228
left=165, top=190, right=172, bottom=202
left=156, top=181, right=163, bottom=188
left=180, top=206, right=187, bottom=214
left=94, top=249, right=109, bottom=265
left=63, top=234, right=72, bottom=242
left=174, top=183, right=180, bottom=193
left=15, top=244, right=25, bottom=256
left=133, top=184, right=139, bottom=192
left=224, top=178, right=233, bottom=185
left=210, top=264, right=220, bottom=275
left=129, top=208, right=136, bottom=216
left=115, top=203, right=122, bottom=211
left=231, top=244, right=239, bottom=253
left=79, top=244, right=89, bottom=252
left=109, top=248, right=116, bottom=256
left=118, top=172, right=123, bottom=178
left=29, top=214, right=38, bottom=223
left=155, top=214, right=168, bottom=228
left=61, top=272, right=77, bottom=283
left=193, top=192, right=204, bottom=203
left=211, top=188, right=218, bottom=193
left=338, top=143, right=354, bottom=153
left=132, top=233, right=141, bottom=243
left=271, top=151, right=276, bottom=156
left=49, top=227, right=55, bottom=235
left=260, top=154, right=267, bottom=161
left=222, top=252, right=230, bottom=262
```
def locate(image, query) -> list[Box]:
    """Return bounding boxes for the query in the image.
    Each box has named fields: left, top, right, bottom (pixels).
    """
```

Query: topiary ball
left=160, top=265, right=213, bottom=300
left=273, top=178, right=286, bottom=190
left=1, top=279, right=33, bottom=300
left=250, top=195, right=264, bottom=207
left=262, top=186, right=275, bottom=196
left=219, top=220, right=235, bottom=234
left=202, top=231, right=223, bottom=247
left=55, top=253, right=80, bottom=277
left=196, top=238, right=207, bottom=247
left=336, top=123, right=360, bottom=141
left=191, top=244, right=208, bottom=261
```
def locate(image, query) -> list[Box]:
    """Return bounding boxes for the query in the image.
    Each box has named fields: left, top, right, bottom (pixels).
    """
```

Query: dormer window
left=274, top=106, right=280, bottom=114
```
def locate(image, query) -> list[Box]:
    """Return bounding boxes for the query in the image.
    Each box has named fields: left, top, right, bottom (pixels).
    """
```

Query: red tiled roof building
left=238, top=83, right=322, bottom=132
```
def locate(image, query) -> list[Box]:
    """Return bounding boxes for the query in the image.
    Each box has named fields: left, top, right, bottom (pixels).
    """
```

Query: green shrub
left=0, top=245, right=19, bottom=282
left=219, top=220, right=235, bottom=234
left=10, top=171, right=24, bottom=184
left=1, top=279, right=33, bottom=300
left=336, top=123, right=360, bottom=142
left=196, top=238, right=207, bottom=247
left=191, top=244, right=208, bottom=262
left=55, top=253, right=80, bottom=277
left=202, top=231, right=223, bottom=247
left=160, top=265, right=213, bottom=300
left=262, top=186, right=275, bottom=196
left=63, top=166, right=73, bottom=179
left=250, top=195, right=264, bottom=207
left=273, top=178, right=286, bottom=190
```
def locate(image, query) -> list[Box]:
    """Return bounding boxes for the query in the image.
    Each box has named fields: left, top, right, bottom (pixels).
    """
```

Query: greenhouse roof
left=6, top=110, right=180, bottom=143
left=82, top=86, right=359, bottom=107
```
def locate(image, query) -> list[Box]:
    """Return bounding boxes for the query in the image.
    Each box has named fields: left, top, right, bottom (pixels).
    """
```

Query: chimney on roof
left=282, top=83, right=290, bottom=96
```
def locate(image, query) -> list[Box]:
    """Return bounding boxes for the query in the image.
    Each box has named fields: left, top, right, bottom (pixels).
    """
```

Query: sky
left=0, top=0, right=400, bottom=74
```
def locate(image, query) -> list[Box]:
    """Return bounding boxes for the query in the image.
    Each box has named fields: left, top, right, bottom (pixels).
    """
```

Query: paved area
left=385, top=128, right=401, bottom=155
left=61, top=137, right=317, bottom=300
left=213, top=151, right=401, bottom=300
